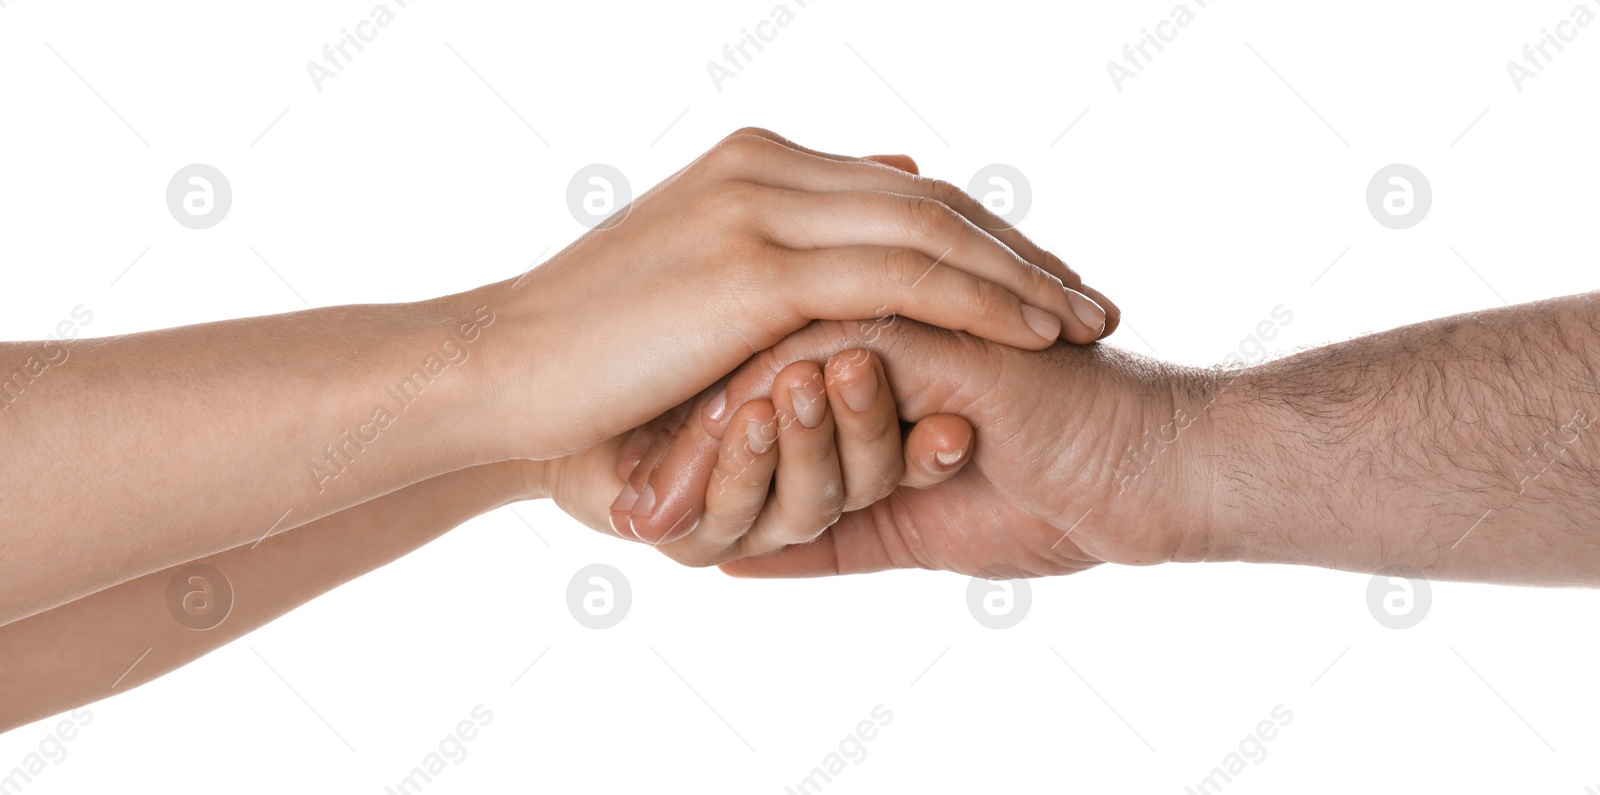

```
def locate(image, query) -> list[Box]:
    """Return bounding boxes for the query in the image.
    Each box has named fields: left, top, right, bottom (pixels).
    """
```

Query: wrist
left=412, top=279, right=555, bottom=465
left=1175, top=364, right=1255, bottom=565
left=516, top=458, right=552, bottom=502
left=1147, top=363, right=1235, bottom=565
left=1197, top=361, right=1360, bottom=570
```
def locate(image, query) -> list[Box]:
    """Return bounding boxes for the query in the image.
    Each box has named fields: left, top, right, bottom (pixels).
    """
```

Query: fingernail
left=609, top=482, right=640, bottom=539
left=1065, top=290, right=1106, bottom=337
left=616, top=455, right=643, bottom=481
left=631, top=483, right=657, bottom=517
left=608, top=510, right=637, bottom=540
left=791, top=385, right=825, bottom=429
left=747, top=417, right=774, bottom=454
left=839, top=366, right=879, bottom=413
left=658, top=509, right=701, bottom=546
left=611, top=481, right=639, bottom=512
left=703, top=390, right=728, bottom=423
left=620, top=427, right=654, bottom=459
left=1021, top=303, right=1061, bottom=342
left=935, top=448, right=965, bottom=467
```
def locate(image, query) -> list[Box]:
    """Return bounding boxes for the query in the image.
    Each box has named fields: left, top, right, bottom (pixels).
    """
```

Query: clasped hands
left=496, top=128, right=1214, bottom=580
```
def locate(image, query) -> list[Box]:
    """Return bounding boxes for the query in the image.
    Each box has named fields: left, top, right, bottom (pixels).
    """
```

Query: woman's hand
left=475, top=128, right=1114, bottom=463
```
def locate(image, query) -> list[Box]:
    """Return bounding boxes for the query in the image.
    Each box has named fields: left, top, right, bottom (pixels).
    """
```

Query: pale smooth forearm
left=0, top=288, right=511, bottom=623
left=0, top=460, right=538, bottom=733
left=1206, top=293, right=1600, bottom=585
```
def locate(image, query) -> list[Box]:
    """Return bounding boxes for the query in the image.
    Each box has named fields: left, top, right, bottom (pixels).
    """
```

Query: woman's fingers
left=755, top=186, right=1104, bottom=343
left=720, top=129, right=1115, bottom=339
left=770, top=247, right=1059, bottom=350
left=864, top=154, right=919, bottom=174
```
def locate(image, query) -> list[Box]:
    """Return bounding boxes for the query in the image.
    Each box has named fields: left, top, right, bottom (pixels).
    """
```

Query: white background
left=3, top=0, right=1599, bottom=792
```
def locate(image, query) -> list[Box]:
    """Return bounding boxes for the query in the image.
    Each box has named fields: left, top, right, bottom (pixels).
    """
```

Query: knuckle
left=847, top=414, right=895, bottom=447
left=776, top=485, right=844, bottom=542
left=708, top=133, right=773, bottom=172
left=846, top=466, right=899, bottom=510
left=967, top=278, right=1012, bottom=325
left=791, top=512, right=840, bottom=544
left=702, top=139, right=742, bottom=172
left=1027, top=261, right=1062, bottom=294
left=903, top=194, right=956, bottom=236
left=882, top=247, right=929, bottom=288
left=710, top=458, right=760, bottom=492
left=795, top=436, right=837, bottom=467
left=924, top=178, right=964, bottom=207
left=728, top=125, right=778, bottom=141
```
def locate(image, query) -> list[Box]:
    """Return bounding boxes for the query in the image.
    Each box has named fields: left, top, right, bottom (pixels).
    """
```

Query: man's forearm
left=0, top=287, right=516, bottom=624
left=0, top=460, right=538, bottom=733
left=1206, top=292, right=1600, bottom=585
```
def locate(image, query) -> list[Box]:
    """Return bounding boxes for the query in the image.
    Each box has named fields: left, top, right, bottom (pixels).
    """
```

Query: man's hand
left=624, top=319, right=1217, bottom=578
left=536, top=347, right=976, bottom=564
left=633, top=293, right=1600, bottom=588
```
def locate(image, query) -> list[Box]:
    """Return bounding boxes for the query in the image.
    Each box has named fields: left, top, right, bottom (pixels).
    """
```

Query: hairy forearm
left=1206, top=293, right=1600, bottom=585
left=0, top=288, right=512, bottom=623
left=0, top=460, right=537, bottom=733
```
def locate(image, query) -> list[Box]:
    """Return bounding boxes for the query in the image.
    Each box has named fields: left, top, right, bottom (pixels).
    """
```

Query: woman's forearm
left=0, top=460, right=539, bottom=733
left=0, top=289, right=510, bottom=624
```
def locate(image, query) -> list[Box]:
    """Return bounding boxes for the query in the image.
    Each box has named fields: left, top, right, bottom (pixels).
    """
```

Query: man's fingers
left=900, top=414, right=973, bottom=490
left=702, top=319, right=996, bottom=443
left=620, top=388, right=722, bottom=545
left=738, top=362, right=847, bottom=556
left=822, top=349, right=905, bottom=511
left=654, top=399, right=778, bottom=564
left=718, top=510, right=898, bottom=578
